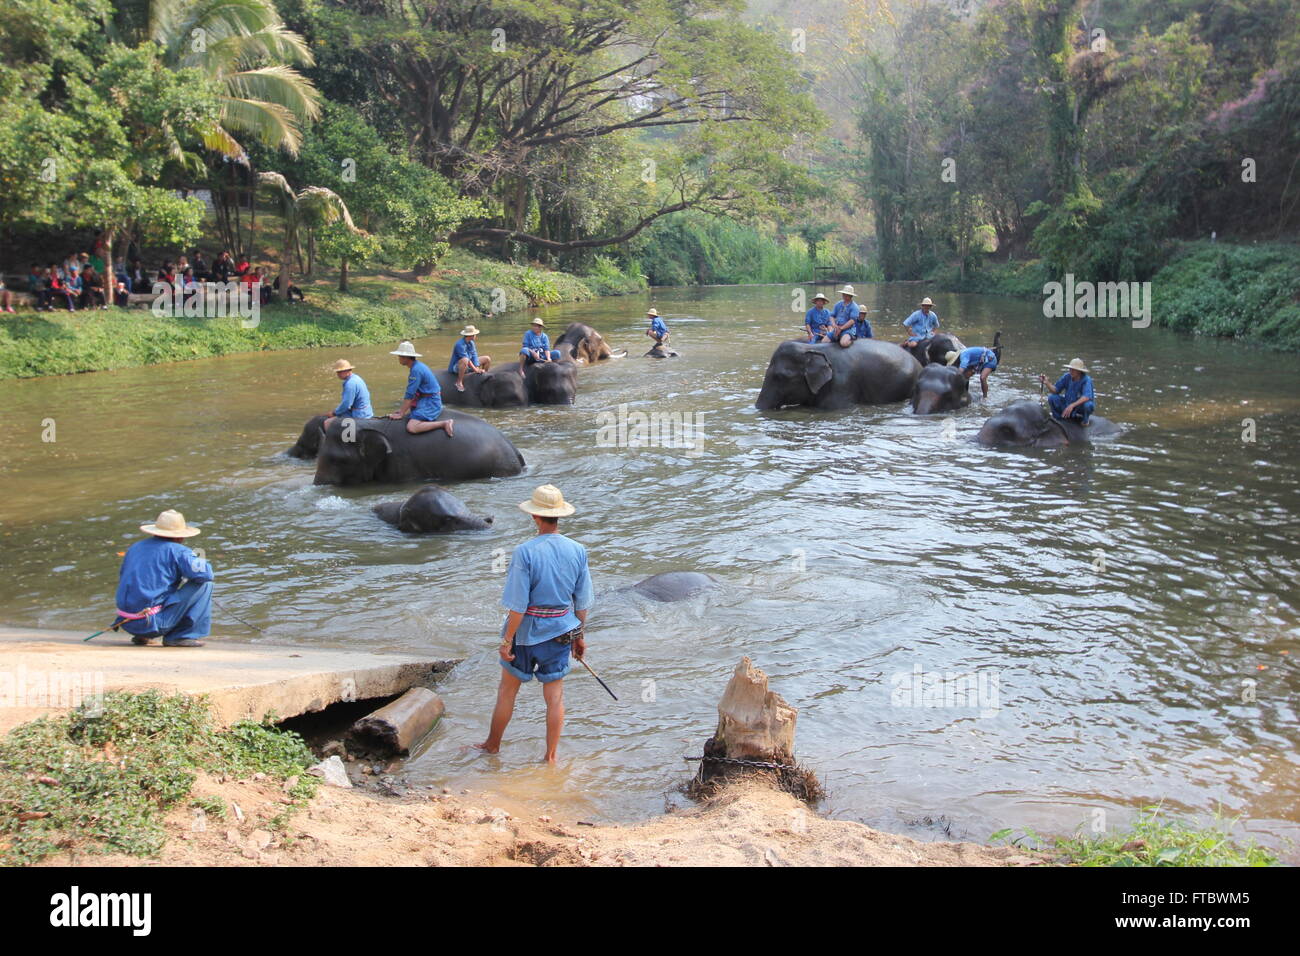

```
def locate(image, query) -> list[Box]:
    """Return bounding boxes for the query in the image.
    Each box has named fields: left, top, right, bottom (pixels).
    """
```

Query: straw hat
left=839, top=285, right=856, bottom=297
left=390, top=340, right=421, bottom=358
left=331, top=358, right=354, bottom=372
left=646, top=308, right=660, bottom=317
left=531, top=317, right=545, bottom=327
left=945, top=351, right=961, bottom=366
left=920, top=297, right=934, bottom=307
left=1064, top=358, right=1089, bottom=372
left=141, top=509, right=200, bottom=538
left=519, top=484, right=575, bottom=518
left=812, top=292, right=829, bottom=302
left=460, top=325, right=480, bottom=337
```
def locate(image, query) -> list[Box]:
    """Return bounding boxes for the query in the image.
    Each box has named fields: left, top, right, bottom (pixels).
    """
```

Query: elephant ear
left=360, top=426, right=393, bottom=459
left=802, top=350, right=834, bottom=395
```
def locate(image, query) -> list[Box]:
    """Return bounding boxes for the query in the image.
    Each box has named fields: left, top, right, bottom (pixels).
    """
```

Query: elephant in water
left=435, top=360, right=577, bottom=408
left=911, top=364, right=970, bottom=414
left=978, top=400, right=1121, bottom=448
left=909, top=332, right=966, bottom=367
left=631, top=571, right=718, bottom=602
left=554, top=322, right=627, bottom=364
left=313, top=414, right=524, bottom=485
left=755, top=339, right=920, bottom=410
left=373, top=485, right=493, bottom=532
left=288, top=414, right=330, bottom=458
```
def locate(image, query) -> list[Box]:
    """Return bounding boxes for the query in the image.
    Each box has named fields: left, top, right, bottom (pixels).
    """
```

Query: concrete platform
left=0, top=626, right=454, bottom=735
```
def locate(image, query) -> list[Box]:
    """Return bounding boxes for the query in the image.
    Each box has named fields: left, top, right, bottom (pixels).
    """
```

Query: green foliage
left=516, top=268, right=563, bottom=307
left=0, top=691, right=316, bottom=865
left=993, top=805, right=1280, bottom=867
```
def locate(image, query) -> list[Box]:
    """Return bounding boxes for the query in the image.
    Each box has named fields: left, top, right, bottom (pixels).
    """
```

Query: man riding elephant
left=1040, top=357, right=1096, bottom=425
left=322, top=358, right=372, bottom=431
left=520, top=317, right=561, bottom=374
left=829, top=285, right=863, bottom=347
left=900, top=297, right=940, bottom=357
left=804, top=292, right=833, bottom=343
left=450, top=325, right=491, bottom=393
left=388, top=340, right=454, bottom=437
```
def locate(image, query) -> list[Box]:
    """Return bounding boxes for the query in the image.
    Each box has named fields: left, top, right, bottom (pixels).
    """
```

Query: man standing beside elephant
left=1040, top=358, right=1096, bottom=425
left=829, top=285, right=862, bottom=346
left=388, top=340, right=454, bottom=437
left=322, top=358, right=372, bottom=430
left=476, top=484, right=593, bottom=765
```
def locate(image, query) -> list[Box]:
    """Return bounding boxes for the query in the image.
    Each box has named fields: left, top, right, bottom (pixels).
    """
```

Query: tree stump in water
left=691, top=657, right=821, bottom=802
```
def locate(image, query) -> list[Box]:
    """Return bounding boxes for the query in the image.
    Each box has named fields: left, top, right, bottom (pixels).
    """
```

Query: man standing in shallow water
left=476, top=484, right=593, bottom=764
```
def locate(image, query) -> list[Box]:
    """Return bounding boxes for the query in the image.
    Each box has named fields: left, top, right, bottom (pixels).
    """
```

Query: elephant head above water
left=911, top=364, right=970, bottom=414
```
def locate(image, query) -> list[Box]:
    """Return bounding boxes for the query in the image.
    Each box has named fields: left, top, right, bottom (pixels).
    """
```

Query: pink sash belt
left=116, top=606, right=162, bottom=621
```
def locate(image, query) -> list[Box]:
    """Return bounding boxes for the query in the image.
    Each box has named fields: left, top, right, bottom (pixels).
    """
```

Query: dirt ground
left=41, top=772, right=1048, bottom=867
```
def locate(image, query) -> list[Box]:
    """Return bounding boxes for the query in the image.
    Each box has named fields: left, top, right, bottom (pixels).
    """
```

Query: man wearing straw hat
left=946, top=345, right=998, bottom=398
left=519, top=316, right=561, bottom=375
left=804, top=291, right=832, bottom=342
left=113, top=510, right=214, bottom=647
left=322, top=358, right=372, bottom=430
left=388, top=340, right=454, bottom=437
left=449, top=324, right=491, bottom=392
left=645, top=308, right=669, bottom=348
left=900, top=297, right=940, bottom=355
left=1040, top=358, right=1096, bottom=425
left=828, top=285, right=862, bottom=346
left=476, top=484, right=593, bottom=764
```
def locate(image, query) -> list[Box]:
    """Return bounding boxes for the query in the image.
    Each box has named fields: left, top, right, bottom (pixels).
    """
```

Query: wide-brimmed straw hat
left=839, top=285, right=856, bottom=297
left=519, top=484, right=575, bottom=518
left=646, top=308, right=660, bottom=317
left=1064, top=358, right=1089, bottom=372
left=920, top=297, right=934, bottom=307
left=141, top=509, right=200, bottom=538
left=390, top=340, right=421, bottom=358
left=331, top=358, right=354, bottom=372
left=812, top=292, right=829, bottom=302
left=460, top=325, right=480, bottom=337
left=531, top=317, right=545, bottom=327
left=945, top=351, right=960, bottom=366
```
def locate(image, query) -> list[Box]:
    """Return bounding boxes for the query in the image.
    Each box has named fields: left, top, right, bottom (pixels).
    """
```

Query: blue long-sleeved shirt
left=648, top=316, right=669, bottom=340
left=333, top=373, right=373, bottom=418
left=804, top=306, right=831, bottom=335
left=502, top=534, right=594, bottom=646
left=1053, top=372, right=1095, bottom=406
left=116, top=537, right=213, bottom=616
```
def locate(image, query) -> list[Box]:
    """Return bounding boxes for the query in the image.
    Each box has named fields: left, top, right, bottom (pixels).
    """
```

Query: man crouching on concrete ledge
left=475, top=484, right=593, bottom=764
left=114, top=509, right=214, bottom=647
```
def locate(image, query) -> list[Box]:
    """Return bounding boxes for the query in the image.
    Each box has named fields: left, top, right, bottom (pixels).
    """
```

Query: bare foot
left=444, top=419, right=455, bottom=438
left=455, top=382, right=465, bottom=391
left=472, top=742, right=499, bottom=754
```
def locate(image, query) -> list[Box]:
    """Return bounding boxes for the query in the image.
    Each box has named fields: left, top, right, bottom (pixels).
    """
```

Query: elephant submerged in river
left=978, top=400, right=1121, bottom=448
left=313, top=414, right=524, bottom=485
left=911, top=364, right=970, bottom=414
left=434, top=360, right=577, bottom=408
left=755, top=339, right=920, bottom=410
left=373, top=485, right=493, bottom=532
left=631, top=571, right=718, bottom=602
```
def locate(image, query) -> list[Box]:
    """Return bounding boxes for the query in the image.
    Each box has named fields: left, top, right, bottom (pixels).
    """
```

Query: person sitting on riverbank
left=323, top=358, right=372, bottom=429
left=829, top=285, right=860, bottom=346
left=450, top=325, right=491, bottom=391
left=114, top=509, right=214, bottom=648
left=645, top=308, right=670, bottom=351
left=520, top=317, right=560, bottom=374
left=0, top=272, right=15, bottom=313
left=804, top=292, right=832, bottom=342
left=475, top=484, right=593, bottom=765
left=388, top=340, right=454, bottom=437
left=1040, top=358, right=1096, bottom=425
left=900, top=297, right=939, bottom=354
left=46, top=263, right=76, bottom=311
left=947, top=346, right=998, bottom=398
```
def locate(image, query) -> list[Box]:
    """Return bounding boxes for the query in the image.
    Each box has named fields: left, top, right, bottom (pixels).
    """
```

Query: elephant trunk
left=912, top=390, right=942, bottom=415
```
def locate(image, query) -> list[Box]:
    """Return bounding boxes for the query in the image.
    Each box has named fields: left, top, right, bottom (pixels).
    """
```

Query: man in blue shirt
left=946, top=346, right=998, bottom=398
left=449, top=324, right=492, bottom=391
left=829, top=285, right=861, bottom=346
left=114, top=509, right=214, bottom=647
left=388, top=340, right=454, bottom=436
left=1040, top=357, right=1096, bottom=424
left=520, top=317, right=561, bottom=374
left=645, top=308, right=670, bottom=349
left=476, top=484, right=594, bottom=764
left=900, top=297, right=939, bottom=356
left=323, top=358, right=372, bottom=429
left=804, top=292, right=832, bottom=342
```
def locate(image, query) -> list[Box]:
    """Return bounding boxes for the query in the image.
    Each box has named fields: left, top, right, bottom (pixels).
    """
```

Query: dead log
left=349, top=687, right=445, bottom=757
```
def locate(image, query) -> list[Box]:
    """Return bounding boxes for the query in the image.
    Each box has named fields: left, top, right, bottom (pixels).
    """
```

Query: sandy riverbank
left=41, top=771, right=1045, bottom=868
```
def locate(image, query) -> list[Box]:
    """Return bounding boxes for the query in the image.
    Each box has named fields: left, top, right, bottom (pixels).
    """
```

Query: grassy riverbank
left=944, top=241, right=1300, bottom=350
left=0, top=251, right=646, bottom=380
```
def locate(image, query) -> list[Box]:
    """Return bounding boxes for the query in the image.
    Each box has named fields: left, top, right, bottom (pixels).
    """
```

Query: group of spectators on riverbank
left=3, top=245, right=304, bottom=312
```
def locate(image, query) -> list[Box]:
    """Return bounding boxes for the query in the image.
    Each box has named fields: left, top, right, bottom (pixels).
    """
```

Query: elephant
left=908, top=332, right=967, bottom=367
left=373, top=485, right=493, bottom=532
left=313, top=413, right=525, bottom=485
left=978, top=400, right=1122, bottom=448
left=911, top=364, right=970, bottom=414
left=554, top=322, right=627, bottom=364
left=755, top=339, right=921, bottom=411
left=288, top=414, right=329, bottom=458
left=631, top=571, right=718, bottom=602
left=435, top=360, right=577, bottom=408
left=644, top=343, right=680, bottom=358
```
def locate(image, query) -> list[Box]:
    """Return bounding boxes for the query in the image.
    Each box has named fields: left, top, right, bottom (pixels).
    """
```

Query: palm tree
left=258, top=172, right=360, bottom=298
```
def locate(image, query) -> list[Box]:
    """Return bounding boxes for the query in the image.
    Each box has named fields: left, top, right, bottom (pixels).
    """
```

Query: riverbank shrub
left=0, top=691, right=317, bottom=865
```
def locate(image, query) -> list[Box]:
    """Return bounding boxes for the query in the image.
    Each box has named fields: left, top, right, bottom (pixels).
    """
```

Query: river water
left=2, top=284, right=1297, bottom=853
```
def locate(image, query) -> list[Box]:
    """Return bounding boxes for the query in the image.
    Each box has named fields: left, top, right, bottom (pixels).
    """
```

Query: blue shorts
left=501, top=635, right=572, bottom=684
